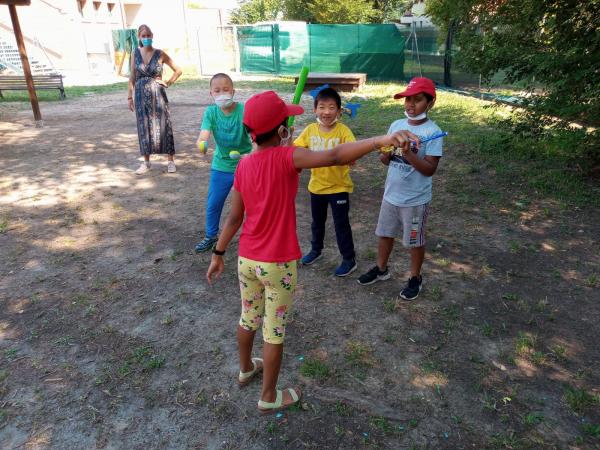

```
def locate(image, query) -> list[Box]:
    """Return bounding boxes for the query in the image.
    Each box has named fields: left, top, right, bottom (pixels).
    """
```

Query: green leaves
left=230, top=0, right=284, bottom=24
left=427, top=0, right=600, bottom=124
left=230, top=0, right=412, bottom=24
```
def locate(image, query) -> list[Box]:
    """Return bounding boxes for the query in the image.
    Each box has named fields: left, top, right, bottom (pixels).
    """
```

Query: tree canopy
left=230, top=0, right=412, bottom=25
left=426, top=0, right=600, bottom=124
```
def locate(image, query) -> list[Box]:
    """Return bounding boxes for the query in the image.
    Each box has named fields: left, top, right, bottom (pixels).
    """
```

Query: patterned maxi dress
left=134, top=48, right=175, bottom=155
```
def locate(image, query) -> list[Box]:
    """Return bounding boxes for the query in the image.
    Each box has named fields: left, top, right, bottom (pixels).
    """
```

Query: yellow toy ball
left=198, top=140, right=207, bottom=154
left=229, top=150, right=241, bottom=160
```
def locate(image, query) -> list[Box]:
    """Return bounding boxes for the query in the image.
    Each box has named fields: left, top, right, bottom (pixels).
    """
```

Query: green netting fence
left=237, top=23, right=405, bottom=80
left=236, top=22, right=503, bottom=89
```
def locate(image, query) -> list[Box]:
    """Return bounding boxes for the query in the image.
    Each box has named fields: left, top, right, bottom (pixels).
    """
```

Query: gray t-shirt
left=383, top=118, right=443, bottom=207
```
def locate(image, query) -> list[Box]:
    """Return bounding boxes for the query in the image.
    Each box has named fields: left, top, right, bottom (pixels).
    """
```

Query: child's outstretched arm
left=206, top=190, right=245, bottom=284
left=293, top=131, right=419, bottom=169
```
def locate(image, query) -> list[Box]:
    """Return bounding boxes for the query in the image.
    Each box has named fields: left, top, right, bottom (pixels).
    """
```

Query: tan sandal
left=257, top=387, right=302, bottom=415
left=238, top=357, right=263, bottom=387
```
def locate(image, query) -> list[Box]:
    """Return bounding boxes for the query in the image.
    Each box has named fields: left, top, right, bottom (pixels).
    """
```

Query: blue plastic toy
left=309, top=84, right=362, bottom=119
left=309, top=84, right=330, bottom=99
left=342, top=102, right=361, bottom=119
left=419, top=131, right=448, bottom=144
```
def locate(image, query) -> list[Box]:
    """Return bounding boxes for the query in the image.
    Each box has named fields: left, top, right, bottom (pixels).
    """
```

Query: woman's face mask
left=141, top=38, right=153, bottom=47
left=278, top=125, right=292, bottom=146
left=214, top=93, right=234, bottom=108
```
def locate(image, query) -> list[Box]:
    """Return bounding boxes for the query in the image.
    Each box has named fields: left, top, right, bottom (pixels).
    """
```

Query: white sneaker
left=135, top=162, right=151, bottom=175
left=167, top=161, right=176, bottom=173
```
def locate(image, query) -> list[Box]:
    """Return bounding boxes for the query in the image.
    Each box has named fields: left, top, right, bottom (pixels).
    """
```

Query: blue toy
left=309, top=84, right=330, bottom=99
left=418, top=131, right=448, bottom=144
left=309, top=84, right=362, bottom=119
left=342, top=102, right=361, bottom=119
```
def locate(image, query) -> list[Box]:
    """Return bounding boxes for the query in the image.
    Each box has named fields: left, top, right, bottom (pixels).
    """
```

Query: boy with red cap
left=357, top=77, right=444, bottom=301
left=206, top=90, right=418, bottom=414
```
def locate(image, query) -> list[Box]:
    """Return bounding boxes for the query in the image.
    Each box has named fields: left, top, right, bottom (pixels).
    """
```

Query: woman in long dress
left=127, top=24, right=182, bottom=174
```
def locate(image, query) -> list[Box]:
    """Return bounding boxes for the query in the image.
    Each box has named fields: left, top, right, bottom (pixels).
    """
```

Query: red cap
left=393, top=77, right=436, bottom=99
left=243, top=91, right=304, bottom=139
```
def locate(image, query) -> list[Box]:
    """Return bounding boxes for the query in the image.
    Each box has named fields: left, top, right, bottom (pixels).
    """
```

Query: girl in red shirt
left=206, top=90, right=417, bottom=414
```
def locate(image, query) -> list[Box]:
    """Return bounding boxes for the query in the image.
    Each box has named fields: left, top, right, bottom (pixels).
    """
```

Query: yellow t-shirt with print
left=293, top=122, right=356, bottom=194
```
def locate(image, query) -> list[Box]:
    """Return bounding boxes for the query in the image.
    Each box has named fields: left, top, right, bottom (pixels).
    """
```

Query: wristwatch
left=212, top=247, right=225, bottom=256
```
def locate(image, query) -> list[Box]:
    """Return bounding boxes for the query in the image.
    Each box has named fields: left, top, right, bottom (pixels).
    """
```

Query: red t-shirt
left=234, top=146, right=302, bottom=262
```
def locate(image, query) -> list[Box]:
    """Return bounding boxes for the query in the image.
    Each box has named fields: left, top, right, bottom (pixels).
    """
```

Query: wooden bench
left=0, top=74, right=66, bottom=99
left=294, top=72, right=367, bottom=93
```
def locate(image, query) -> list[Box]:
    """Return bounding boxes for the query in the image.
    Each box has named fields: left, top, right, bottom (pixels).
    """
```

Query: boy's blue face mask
left=141, top=38, right=153, bottom=47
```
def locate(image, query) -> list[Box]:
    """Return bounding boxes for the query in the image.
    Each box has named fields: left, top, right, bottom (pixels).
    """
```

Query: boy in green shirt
left=195, top=73, right=253, bottom=252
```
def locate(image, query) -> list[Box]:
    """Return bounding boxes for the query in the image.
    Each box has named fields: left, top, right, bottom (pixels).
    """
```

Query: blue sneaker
left=301, top=250, right=322, bottom=265
left=335, top=259, right=357, bottom=277
left=195, top=236, right=218, bottom=253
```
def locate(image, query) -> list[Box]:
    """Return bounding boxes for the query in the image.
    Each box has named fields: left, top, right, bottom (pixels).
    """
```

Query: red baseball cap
left=393, top=77, right=436, bottom=99
left=243, top=91, right=304, bottom=139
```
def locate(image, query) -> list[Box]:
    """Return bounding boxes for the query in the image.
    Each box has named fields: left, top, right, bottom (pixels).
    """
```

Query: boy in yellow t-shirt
left=294, top=87, right=357, bottom=277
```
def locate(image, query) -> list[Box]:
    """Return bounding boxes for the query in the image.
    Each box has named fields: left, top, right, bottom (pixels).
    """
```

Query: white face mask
left=278, top=126, right=292, bottom=146
left=317, top=117, right=338, bottom=126
left=214, top=94, right=234, bottom=108
left=404, top=110, right=428, bottom=120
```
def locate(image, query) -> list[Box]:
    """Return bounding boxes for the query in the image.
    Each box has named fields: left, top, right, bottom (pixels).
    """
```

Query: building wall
left=0, top=0, right=248, bottom=82
left=0, top=0, right=126, bottom=82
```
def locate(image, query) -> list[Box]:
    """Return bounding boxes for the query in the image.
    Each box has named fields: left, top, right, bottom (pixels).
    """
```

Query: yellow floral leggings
left=238, top=256, right=297, bottom=344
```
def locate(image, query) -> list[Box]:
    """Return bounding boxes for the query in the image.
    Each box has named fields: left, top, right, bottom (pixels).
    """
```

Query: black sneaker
left=357, top=265, right=390, bottom=285
left=399, top=275, right=423, bottom=301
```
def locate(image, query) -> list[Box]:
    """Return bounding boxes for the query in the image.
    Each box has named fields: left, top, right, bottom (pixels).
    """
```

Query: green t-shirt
left=200, top=103, right=253, bottom=173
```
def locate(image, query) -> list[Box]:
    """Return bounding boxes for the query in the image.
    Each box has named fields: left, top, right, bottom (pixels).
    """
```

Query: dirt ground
left=1, top=84, right=599, bottom=450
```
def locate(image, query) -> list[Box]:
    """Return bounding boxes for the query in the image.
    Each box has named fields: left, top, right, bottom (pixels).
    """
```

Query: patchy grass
left=523, top=412, right=544, bottom=426
left=564, top=386, right=600, bottom=413
left=110, top=345, right=166, bottom=382
left=0, top=82, right=128, bottom=103
left=299, top=358, right=331, bottom=380
left=480, top=323, right=494, bottom=337
left=586, top=274, right=599, bottom=288
left=370, top=416, right=395, bottom=435
left=334, top=401, right=353, bottom=417
left=514, top=332, right=536, bottom=356
left=581, top=423, right=600, bottom=438
left=4, top=349, right=17, bottom=360
left=344, top=340, right=375, bottom=368
left=501, top=293, right=519, bottom=302
left=383, top=298, right=398, bottom=313
left=427, top=285, right=443, bottom=302
left=551, top=344, right=567, bottom=359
